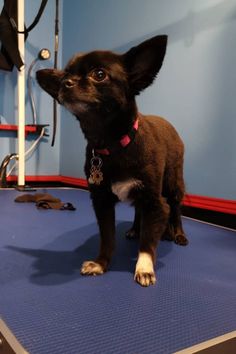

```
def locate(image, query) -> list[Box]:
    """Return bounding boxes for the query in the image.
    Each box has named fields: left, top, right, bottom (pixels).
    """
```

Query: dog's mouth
left=58, top=88, right=100, bottom=115
left=58, top=89, right=105, bottom=143
left=64, top=101, right=90, bottom=115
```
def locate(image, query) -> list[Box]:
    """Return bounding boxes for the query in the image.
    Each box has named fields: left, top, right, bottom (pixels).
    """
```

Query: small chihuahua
left=36, top=35, right=188, bottom=287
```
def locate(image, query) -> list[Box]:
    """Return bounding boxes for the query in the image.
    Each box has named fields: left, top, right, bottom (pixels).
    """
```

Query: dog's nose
left=63, top=78, right=76, bottom=88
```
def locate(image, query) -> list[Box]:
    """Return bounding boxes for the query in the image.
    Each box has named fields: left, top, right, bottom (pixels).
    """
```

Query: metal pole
left=17, top=0, right=25, bottom=186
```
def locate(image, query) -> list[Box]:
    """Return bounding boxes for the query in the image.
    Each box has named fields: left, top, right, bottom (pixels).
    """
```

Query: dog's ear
left=36, top=69, right=65, bottom=101
left=123, top=35, right=168, bottom=95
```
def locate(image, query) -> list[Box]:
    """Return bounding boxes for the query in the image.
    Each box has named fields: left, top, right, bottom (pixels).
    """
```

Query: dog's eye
left=90, top=69, right=107, bottom=82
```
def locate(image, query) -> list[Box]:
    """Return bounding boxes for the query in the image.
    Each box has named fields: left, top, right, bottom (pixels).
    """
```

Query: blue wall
left=1, top=0, right=235, bottom=200
left=0, top=0, right=62, bottom=176
left=60, top=0, right=236, bottom=200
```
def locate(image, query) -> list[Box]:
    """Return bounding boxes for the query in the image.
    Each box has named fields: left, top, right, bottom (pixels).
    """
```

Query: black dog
left=36, top=35, right=188, bottom=287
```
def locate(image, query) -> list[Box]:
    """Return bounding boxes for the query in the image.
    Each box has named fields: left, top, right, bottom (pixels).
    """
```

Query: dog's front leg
left=134, top=197, right=170, bottom=287
left=81, top=192, right=116, bottom=276
left=125, top=206, right=140, bottom=239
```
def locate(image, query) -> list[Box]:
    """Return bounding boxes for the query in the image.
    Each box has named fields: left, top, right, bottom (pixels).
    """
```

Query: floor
left=0, top=188, right=236, bottom=354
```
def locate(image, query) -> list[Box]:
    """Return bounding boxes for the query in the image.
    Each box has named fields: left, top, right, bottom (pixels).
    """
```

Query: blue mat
left=0, top=188, right=235, bottom=354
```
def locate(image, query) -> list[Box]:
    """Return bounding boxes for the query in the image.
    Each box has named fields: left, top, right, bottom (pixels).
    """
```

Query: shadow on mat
left=6, top=221, right=172, bottom=286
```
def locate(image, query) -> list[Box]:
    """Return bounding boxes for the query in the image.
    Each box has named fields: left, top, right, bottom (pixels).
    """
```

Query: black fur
left=36, top=35, right=188, bottom=287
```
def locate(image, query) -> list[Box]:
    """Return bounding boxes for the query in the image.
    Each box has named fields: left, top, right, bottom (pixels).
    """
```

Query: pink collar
left=95, top=117, right=139, bottom=155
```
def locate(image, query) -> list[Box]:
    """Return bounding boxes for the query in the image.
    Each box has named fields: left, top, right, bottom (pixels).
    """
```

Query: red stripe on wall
left=183, top=194, right=236, bottom=215
left=6, top=175, right=236, bottom=215
left=60, top=176, right=88, bottom=188
left=7, top=175, right=61, bottom=182
left=7, top=175, right=88, bottom=187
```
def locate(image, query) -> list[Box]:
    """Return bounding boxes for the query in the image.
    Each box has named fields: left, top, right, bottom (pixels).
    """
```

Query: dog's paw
left=175, top=233, right=189, bottom=246
left=125, top=228, right=139, bottom=240
left=134, top=271, right=156, bottom=287
left=134, top=252, right=156, bottom=286
left=81, top=261, right=105, bottom=276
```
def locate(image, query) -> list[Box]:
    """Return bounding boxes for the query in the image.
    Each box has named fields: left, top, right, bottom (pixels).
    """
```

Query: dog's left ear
left=123, top=35, right=168, bottom=95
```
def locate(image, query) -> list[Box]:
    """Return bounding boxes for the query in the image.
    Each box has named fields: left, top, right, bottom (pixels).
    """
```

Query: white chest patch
left=111, top=179, right=143, bottom=202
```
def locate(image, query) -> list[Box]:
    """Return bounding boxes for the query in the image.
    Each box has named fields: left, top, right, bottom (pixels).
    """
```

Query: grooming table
left=0, top=189, right=235, bottom=353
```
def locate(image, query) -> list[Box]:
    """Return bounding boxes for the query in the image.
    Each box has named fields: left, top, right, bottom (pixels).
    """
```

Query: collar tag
left=88, top=150, right=104, bottom=185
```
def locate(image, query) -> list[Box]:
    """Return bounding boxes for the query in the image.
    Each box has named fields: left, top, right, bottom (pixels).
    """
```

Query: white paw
left=134, top=271, right=156, bottom=287
left=134, top=252, right=156, bottom=287
left=81, top=261, right=104, bottom=276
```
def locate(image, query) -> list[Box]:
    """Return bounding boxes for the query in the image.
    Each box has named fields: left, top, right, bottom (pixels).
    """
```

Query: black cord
left=0, top=154, right=17, bottom=187
left=51, top=0, right=59, bottom=147
left=8, top=0, right=48, bottom=35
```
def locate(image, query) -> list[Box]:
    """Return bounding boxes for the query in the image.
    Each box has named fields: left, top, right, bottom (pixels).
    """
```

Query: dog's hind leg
left=134, top=195, right=170, bottom=287
left=163, top=164, right=188, bottom=246
left=167, top=193, right=188, bottom=246
left=81, top=190, right=116, bottom=276
left=125, top=206, right=140, bottom=239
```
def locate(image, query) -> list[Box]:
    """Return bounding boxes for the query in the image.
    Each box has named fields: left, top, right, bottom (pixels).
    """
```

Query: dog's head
left=36, top=35, right=167, bottom=142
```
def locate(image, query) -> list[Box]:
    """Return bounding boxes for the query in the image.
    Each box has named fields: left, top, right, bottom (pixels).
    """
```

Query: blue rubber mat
left=0, top=188, right=235, bottom=354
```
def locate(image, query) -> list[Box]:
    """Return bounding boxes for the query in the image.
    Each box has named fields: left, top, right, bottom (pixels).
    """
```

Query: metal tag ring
left=91, top=156, right=103, bottom=168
